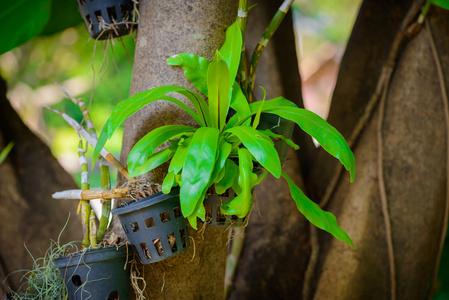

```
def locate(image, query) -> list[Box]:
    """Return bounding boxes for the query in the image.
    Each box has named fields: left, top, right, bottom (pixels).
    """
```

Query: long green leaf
left=226, top=126, right=281, bottom=178
left=211, top=140, right=232, bottom=183
left=227, top=83, right=251, bottom=128
left=129, top=147, right=175, bottom=177
left=127, top=125, right=194, bottom=174
left=221, top=148, right=253, bottom=218
left=95, top=85, right=203, bottom=159
left=168, top=138, right=191, bottom=174
left=219, top=21, right=243, bottom=86
left=162, top=172, right=176, bottom=194
left=0, top=0, right=51, bottom=54
left=282, top=172, right=353, bottom=246
left=0, top=142, right=14, bottom=164
left=207, top=55, right=231, bottom=130
left=431, top=0, right=449, bottom=9
left=167, top=53, right=209, bottom=95
left=252, top=98, right=356, bottom=182
left=180, top=127, right=219, bottom=217
left=215, top=159, right=239, bottom=195
left=187, top=200, right=206, bottom=229
left=259, top=129, right=299, bottom=150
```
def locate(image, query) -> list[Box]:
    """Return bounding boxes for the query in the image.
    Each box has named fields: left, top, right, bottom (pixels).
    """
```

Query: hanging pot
left=205, top=192, right=245, bottom=226
left=54, top=246, right=130, bottom=300
left=77, top=0, right=137, bottom=40
left=112, top=192, right=188, bottom=264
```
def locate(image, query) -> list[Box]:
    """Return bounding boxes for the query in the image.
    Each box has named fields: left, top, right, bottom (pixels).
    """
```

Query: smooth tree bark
left=0, top=77, right=79, bottom=296
left=301, top=2, right=449, bottom=299
left=119, top=1, right=238, bottom=298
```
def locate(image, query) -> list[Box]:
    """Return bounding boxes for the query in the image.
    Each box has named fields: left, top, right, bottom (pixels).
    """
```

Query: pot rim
left=54, top=245, right=128, bottom=268
left=112, top=191, right=179, bottom=216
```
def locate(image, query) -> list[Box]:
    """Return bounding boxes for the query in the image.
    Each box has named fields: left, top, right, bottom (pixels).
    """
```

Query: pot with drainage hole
left=54, top=246, right=130, bottom=300
left=112, top=191, right=188, bottom=264
left=77, top=0, right=137, bottom=40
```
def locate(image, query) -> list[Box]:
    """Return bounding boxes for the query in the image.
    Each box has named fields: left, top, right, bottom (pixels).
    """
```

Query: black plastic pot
left=205, top=194, right=245, bottom=226
left=54, top=246, right=129, bottom=300
left=77, top=0, right=137, bottom=40
left=112, top=192, right=188, bottom=264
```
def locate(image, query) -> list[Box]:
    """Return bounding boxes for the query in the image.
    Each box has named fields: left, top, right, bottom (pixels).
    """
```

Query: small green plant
left=95, top=2, right=356, bottom=245
left=0, top=142, right=13, bottom=164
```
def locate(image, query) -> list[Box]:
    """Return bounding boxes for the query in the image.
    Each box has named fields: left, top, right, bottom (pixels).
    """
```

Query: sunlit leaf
left=251, top=98, right=356, bottom=182
left=215, top=159, right=239, bottom=195
left=167, top=53, right=209, bottom=95
left=283, top=172, right=353, bottom=246
left=226, top=126, right=281, bottom=178
left=187, top=201, right=206, bottom=229
left=0, top=142, right=14, bottom=164
left=208, top=55, right=231, bottom=130
left=95, top=85, right=203, bottom=160
left=168, top=138, right=191, bottom=174
left=431, top=0, right=449, bottom=9
left=180, top=127, right=219, bottom=217
left=0, top=0, right=51, bottom=54
left=127, top=125, right=194, bottom=174
left=210, top=140, right=232, bottom=183
left=221, top=148, right=253, bottom=218
left=259, top=129, right=299, bottom=150
left=129, top=147, right=175, bottom=177
left=227, top=83, right=251, bottom=128
left=219, top=21, right=243, bottom=85
left=162, top=172, right=176, bottom=194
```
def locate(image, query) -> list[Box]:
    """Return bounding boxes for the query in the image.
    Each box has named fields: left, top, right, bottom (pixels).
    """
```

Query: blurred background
left=1, top=0, right=447, bottom=298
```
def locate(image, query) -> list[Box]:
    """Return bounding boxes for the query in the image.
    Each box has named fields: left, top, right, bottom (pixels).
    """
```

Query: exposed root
left=426, top=19, right=449, bottom=298
left=189, top=236, right=196, bottom=263
left=130, top=255, right=147, bottom=300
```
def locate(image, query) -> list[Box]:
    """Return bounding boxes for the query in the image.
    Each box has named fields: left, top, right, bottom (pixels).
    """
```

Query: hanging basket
left=77, top=0, right=137, bottom=40
left=205, top=193, right=245, bottom=226
left=112, top=192, right=188, bottom=264
left=54, top=246, right=130, bottom=300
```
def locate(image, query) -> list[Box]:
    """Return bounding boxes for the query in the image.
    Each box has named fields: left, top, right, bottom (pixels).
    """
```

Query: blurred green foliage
left=0, top=24, right=135, bottom=187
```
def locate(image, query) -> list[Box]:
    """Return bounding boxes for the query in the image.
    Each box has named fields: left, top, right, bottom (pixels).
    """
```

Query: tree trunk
left=229, top=1, right=309, bottom=298
left=120, top=1, right=238, bottom=298
left=0, top=77, right=79, bottom=296
left=301, top=2, right=449, bottom=299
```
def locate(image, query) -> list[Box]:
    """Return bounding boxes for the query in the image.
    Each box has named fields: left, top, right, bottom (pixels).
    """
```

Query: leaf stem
left=78, top=140, right=92, bottom=248
left=247, top=0, right=294, bottom=101
left=237, top=0, right=249, bottom=90
left=96, top=162, right=112, bottom=241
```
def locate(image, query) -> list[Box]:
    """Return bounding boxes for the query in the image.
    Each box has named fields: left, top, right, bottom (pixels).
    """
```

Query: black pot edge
left=54, top=245, right=128, bottom=269
left=112, top=191, right=179, bottom=216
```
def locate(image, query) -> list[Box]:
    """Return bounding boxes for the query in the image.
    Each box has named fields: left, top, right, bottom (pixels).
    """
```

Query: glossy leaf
left=227, top=83, right=251, bottom=127
left=282, top=172, right=353, bottom=246
left=129, top=147, right=174, bottom=177
left=180, top=127, right=219, bottom=217
left=0, top=142, right=14, bottom=164
left=253, top=98, right=356, bottom=182
left=0, top=0, right=52, bottom=54
left=207, top=55, right=231, bottom=130
left=167, top=53, right=209, bottom=95
left=219, top=21, right=243, bottom=85
left=95, top=85, right=203, bottom=159
left=215, top=159, right=239, bottom=195
left=221, top=148, right=253, bottom=218
left=432, top=0, right=449, bottom=9
left=226, top=126, right=281, bottom=178
left=187, top=201, right=206, bottom=229
left=211, top=140, right=232, bottom=183
left=259, top=129, right=299, bottom=150
left=127, top=125, right=194, bottom=172
left=162, top=172, right=176, bottom=194
left=168, top=138, right=191, bottom=174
